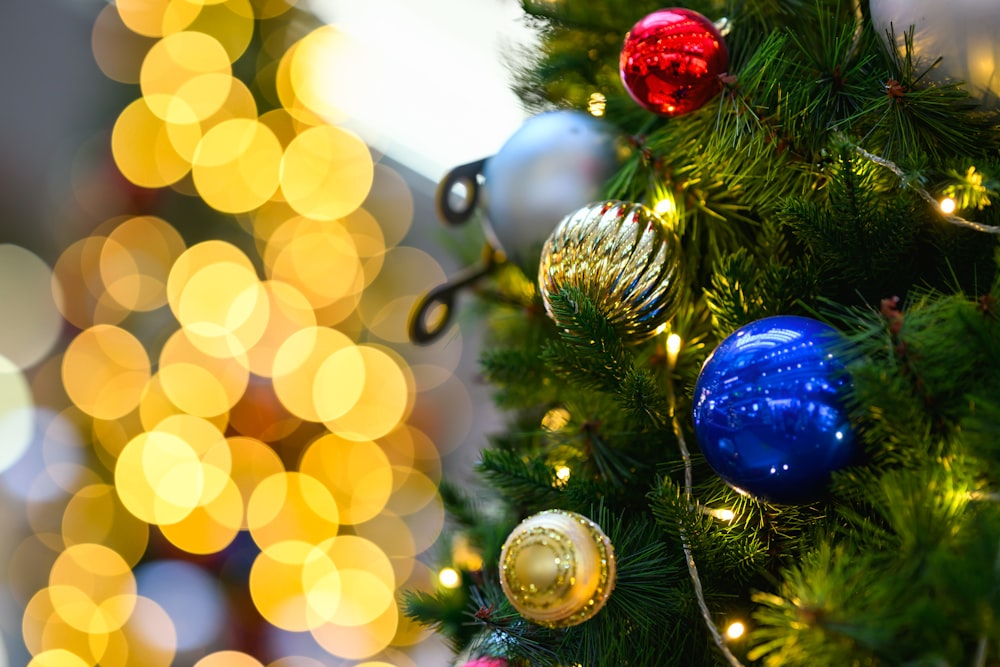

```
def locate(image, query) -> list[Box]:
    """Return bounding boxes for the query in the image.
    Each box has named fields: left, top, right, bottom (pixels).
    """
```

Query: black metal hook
left=408, top=243, right=502, bottom=344
left=435, top=158, right=488, bottom=226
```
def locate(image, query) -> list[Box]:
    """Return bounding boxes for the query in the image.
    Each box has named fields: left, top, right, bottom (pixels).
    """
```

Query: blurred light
left=450, top=534, right=483, bottom=572
left=112, top=98, right=192, bottom=187
left=300, top=434, right=393, bottom=525
left=247, top=472, right=340, bottom=550
left=61, top=324, right=151, bottom=419
left=542, top=407, right=571, bottom=431
left=192, top=118, right=282, bottom=212
left=157, top=328, right=249, bottom=417
left=115, top=0, right=202, bottom=38
left=186, top=0, right=256, bottom=63
left=437, top=568, right=460, bottom=589
left=666, top=333, right=682, bottom=368
left=279, top=125, right=374, bottom=220
left=100, top=216, right=187, bottom=312
left=939, top=196, right=957, bottom=214
left=26, top=649, right=91, bottom=667
left=321, top=344, right=410, bottom=441
left=91, top=3, right=154, bottom=84
left=0, top=245, right=63, bottom=370
left=61, top=484, right=150, bottom=567
left=135, top=561, right=226, bottom=652
left=654, top=196, right=677, bottom=218
left=0, top=356, right=34, bottom=474
left=48, top=543, right=137, bottom=633
left=194, top=651, right=265, bottom=667
left=726, top=621, right=745, bottom=640
left=587, top=91, right=607, bottom=117
left=1, top=408, right=87, bottom=503
left=271, top=326, right=358, bottom=421
left=263, top=217, right=364, bottom=311
left=555, top=465, right=571, bottom=483
left=140, top=32, right=233, bottom=123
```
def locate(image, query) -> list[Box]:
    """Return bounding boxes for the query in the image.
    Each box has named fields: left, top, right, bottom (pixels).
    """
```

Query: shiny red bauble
left=620, top=8, right=729, bottom=117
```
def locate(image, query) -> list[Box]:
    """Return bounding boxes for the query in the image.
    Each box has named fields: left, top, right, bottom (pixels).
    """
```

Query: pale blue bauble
left=480, top=110, right=621, bottom=272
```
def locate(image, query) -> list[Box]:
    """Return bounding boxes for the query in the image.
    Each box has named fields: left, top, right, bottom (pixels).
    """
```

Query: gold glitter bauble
left=499, top=510, right=616, bottom=628
left=538, top=200, right=683, bottom=343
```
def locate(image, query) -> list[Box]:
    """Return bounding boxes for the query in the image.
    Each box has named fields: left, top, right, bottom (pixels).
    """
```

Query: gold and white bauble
left=498, top=509, right=616, bottom=628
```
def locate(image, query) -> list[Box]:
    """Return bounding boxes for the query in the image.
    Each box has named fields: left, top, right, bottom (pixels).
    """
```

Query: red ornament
left=459, top=659, right=507, bottom=667
left=620, top=8, right=729, bottom=116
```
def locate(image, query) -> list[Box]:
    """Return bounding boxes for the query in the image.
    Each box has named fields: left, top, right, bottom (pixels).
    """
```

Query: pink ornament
left=459, top=658, right=508, bottom=667
left=620, top=8, right=729, bottom=116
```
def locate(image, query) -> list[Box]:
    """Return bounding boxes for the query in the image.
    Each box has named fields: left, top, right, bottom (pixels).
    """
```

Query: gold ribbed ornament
left=498, top=510, right=616, bottom=628
left=538, top=200, right=683, bottom=343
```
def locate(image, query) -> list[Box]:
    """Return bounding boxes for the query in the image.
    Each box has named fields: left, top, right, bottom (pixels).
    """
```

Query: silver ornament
left=481, top=110, right=621, bottom=272
left=870, top=0, right=1000, bottom=109
left=539, top=200, right=683, bottom=344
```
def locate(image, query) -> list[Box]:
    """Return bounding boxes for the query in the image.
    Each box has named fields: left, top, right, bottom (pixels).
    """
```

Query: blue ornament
left=692, top=315, right=856, bottom=504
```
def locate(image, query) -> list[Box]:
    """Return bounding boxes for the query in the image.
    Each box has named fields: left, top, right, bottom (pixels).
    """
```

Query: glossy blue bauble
left=692, top=315, right=856, bottom=504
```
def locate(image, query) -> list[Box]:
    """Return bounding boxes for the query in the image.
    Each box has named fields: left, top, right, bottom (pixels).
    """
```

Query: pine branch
left=476, top=448, right=565, bottom=512
left=540, top=286, right=669, bottom=429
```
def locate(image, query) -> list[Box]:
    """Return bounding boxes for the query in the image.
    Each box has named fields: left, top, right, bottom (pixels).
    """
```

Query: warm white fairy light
left=587, top=91, right=607, bottom=117
left=654, top=196, right=677, bottom=219
left=438, top=567, right=461, bottom=588
left=555, top=465, right=571, bottom=483
left=542, top=407, right=571, bottom=431
left=939, top=196, right=957, bottom=214
left=703, top=507, right=736, bottom=522
left=666, top=333, right=682, bottom=368
left=726, top=621, right=746, bottom=640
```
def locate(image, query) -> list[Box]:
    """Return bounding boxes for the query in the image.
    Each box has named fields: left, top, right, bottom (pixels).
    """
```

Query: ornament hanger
left=407, top=158, right=498, bottom=345
left=408, top=242, right=502, bottom=345
left=435, top=158, right=487, bottom=226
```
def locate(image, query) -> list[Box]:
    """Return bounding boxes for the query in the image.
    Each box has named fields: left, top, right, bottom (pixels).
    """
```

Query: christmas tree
left=404, top=1, right=1000, bottom=666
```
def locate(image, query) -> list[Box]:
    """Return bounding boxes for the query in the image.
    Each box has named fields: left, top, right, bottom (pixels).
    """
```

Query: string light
left=666, top=333, right=682, bottom=368
left=555, top=465, right=571, bottom=484
left=704, top=507, right=736, bottom=522
left=438, top=567, right=461, bottom=589
left=587, top=92, right=607, bottom=117
left=725, top=621, right=746, bottom=640
left=939, top=196, right=957, bottom=214
left=855, top=144, right=1000, bottom=235
left=452, top=534, right=484, bottom=572
left=653, top=195, right=677, bottom=219
left=542, top=407, right=571, bottom=431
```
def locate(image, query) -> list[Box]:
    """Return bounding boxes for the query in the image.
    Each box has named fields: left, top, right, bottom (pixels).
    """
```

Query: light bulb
left=555, top=465, right=571, bottom=483
left=654, top=196, right=676, bottom=218
left=726, top=621, right=745, bottom=640
left=587, top=92, right=607, bottom=117
left=666, top=333, right=682, bottom=368
left=703, top=507, right=735, bottom=522
left=438, top=567, right=460, bottom=589
left=939, top=196, right=957, bottom=214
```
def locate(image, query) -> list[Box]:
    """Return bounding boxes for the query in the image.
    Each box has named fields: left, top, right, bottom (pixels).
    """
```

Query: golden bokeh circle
left=140, top=31, right=233, bottom=122
left=62, top=325, right=151, bottom=420
left=280, top=125, right=374, bottom=221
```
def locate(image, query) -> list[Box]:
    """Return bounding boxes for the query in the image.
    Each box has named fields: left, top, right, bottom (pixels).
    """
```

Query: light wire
left=666, top=343, right=745, bottom=667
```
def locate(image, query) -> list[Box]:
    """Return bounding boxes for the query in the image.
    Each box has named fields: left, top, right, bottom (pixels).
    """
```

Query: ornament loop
left=407, top=243, right=501, bottom=344
left=435, top=158, right=488, bottom=226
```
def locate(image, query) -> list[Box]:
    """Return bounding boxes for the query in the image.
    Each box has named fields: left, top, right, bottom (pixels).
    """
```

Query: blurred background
left=0, top=0, right=537, bottom=664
